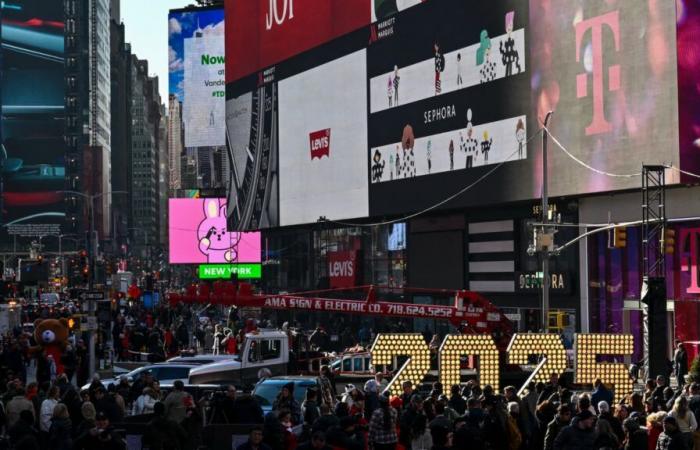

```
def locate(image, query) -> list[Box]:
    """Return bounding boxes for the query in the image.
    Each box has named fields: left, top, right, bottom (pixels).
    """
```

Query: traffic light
left=79, top=250, right=89, bottom=284
left=613, top=226, right=627, bottom=248
left=665, top=228, right=676, bottom=254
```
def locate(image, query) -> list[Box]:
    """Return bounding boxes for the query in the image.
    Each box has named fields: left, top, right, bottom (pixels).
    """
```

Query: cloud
left=169, top=17, right=182, bottom=35
left=170, top=58, right=184, bottom=72
left=169, top=46, right=184, bottom=72
left=201, top=19, right=225, bottom=37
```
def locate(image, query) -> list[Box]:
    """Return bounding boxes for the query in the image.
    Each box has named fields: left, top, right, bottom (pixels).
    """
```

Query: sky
left=122, top=1, right=191, bottom=105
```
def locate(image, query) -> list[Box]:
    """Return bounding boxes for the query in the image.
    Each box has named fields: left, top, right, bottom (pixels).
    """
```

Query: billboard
left=677, top=0, right=700, bottom=181
left=278, top=50, right=369, bottom=226
left=226, top=0, right=680, bottom=229
left=169, top=7, right=226, bottom=186
left=1, top=0, right=65, bottom=229
left=168, top=198, right=261, bottom=264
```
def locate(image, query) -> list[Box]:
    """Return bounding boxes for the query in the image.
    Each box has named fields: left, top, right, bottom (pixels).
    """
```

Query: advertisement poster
left=226, top=0, right=680, bottom=228
left=169, top=6, right=226, bottom=187
left=1, top=0, right=66, bottom=228
left=181, top=14, right=225, bottom=148
left=278, top=50, right=369, bottom=226
left=169, top=198, right=261, bottom=264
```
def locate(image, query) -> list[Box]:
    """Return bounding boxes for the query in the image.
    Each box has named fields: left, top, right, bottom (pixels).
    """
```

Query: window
left=353, top=357, right=364, bottom=372
left=342, top=357, right=352, bottom=372
left=156, top=367, right=191, bottom=381
left=261, top=339, right=281, bottom=360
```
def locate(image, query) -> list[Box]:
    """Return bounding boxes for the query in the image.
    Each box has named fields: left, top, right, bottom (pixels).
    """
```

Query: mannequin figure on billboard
left=393, top=66, right=400, bottom=105
left=387, top=75, right=394, bottom=107
left=500, top=11, right=521, bottom=77
left=434, top=40, right=445, bottom=95
left=477, top=30, right=496, bottom=84
left=481, top=130, right=493, bottom=164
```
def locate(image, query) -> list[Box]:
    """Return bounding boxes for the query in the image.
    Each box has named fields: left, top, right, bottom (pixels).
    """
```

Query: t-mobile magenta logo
left=575, top=11, right=621, bottom=136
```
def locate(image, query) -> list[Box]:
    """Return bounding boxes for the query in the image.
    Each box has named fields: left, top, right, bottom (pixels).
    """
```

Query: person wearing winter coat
left=655, top=416, right=690, bottom=450
left=553, top=410, right=598, bottom=450
left=132, top=387, right=158, bottom=415
left=272, top=382, right=301, bottom=425
left=48, top=404, right=72, bottom=450
left=623, top=417, right=648, bottom=450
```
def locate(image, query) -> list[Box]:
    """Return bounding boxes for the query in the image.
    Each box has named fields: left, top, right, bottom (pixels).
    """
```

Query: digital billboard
left=278, top=49, right=369, bottom=226
left=1, top=0, right=65, bottom=229
left=168, top=198, right=261, bottom=264
left=677, top=0, right=700, bottom=181
left=169, top=6, right=226, bottom=186
left=225, top=0, right=680, bottom=229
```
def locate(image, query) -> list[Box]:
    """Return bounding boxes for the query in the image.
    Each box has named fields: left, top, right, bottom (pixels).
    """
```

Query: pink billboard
left=168, top=198, right=261, bottom=264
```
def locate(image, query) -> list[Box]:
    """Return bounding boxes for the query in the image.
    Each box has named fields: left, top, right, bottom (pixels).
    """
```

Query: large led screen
left=168, top=198, right=261, bottom=264
left=226, top=0, right=680, bottom=228
left=677, top=0, right=700, bottom=181
left=1, top=0, right=65, bottom=228
left=169, top=7, right=225, bottom=148
left=278, top=50, right=369, bottom=226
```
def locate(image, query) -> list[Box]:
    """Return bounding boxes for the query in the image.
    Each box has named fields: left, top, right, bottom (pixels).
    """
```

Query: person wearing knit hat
left=273, top=382, right=301, bottom=425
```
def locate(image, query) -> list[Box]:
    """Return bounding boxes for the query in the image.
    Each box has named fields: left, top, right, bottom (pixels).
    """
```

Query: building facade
left=110, top=20, right=131, bottom=256
left=129, top=57, right=161, bottom=262
left=167, top=95, right=183, bottom=190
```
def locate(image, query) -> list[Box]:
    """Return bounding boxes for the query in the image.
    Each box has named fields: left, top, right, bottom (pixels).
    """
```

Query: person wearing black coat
left=47, top=405, right=72, bottom=450
left=141, top=402, right=187, bottom=450
left=553, top=411, right=597, bottom=450
left=623, top=418, right=648, bottom=450
left=8, top=410, right=39, bottom=450
left=325, top=416, right=364, bottom=450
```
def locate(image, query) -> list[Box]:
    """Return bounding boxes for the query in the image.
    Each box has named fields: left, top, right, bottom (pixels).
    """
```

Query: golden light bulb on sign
left=573, top=333, right=634, bottom=403
left=438, top=334, right=499, bottom=391
left=370, top=334, right=430, bottom=397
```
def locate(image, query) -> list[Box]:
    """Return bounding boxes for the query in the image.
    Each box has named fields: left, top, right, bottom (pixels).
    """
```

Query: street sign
left=198, top=263, right=262, bottom=280
left=81, top=291, right=105, bottom=300
left=81, top=316, right=98, bottom=331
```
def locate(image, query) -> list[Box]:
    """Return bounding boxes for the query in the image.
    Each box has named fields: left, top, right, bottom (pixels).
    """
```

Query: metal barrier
left=114, top=418, right=256, bottom=450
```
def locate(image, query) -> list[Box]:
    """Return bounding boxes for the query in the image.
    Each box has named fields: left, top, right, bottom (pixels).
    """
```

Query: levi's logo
left=329, top=260, right=354, bottom=277
left=309, top=129, right=331, bottom=159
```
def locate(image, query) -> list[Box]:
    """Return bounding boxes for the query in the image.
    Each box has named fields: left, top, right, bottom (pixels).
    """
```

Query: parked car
left=81, top=363, right=197, bottom=391
left=252, top=376, right=329, bottom=415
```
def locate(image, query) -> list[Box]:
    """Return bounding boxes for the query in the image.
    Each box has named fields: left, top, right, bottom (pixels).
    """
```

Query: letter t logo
left=575, top=11, right=621, bottom=135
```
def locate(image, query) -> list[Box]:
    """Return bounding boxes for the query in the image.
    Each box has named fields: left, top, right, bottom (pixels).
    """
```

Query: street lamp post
left=59, top=190, right=127, bottom=379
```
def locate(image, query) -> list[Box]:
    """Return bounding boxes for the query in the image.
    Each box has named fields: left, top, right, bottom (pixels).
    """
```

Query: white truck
left=188, top=330, right=290, bottom=387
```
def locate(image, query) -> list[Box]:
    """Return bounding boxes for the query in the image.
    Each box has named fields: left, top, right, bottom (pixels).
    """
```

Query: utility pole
left=541, top=111, right=554, bottom=331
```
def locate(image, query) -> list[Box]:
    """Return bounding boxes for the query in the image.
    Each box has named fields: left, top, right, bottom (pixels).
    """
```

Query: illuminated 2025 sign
left=371, top=333, right=633, bottom=401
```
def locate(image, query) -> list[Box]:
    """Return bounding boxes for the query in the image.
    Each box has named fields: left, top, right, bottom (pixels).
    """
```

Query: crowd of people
left=2, top=299, right=699, bottom=450
left=232, top=370, right=700, bottom=450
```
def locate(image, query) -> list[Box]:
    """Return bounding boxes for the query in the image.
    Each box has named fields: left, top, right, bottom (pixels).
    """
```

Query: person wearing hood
left=598, top=400, right=625, bottom=443
left=272, top=382, right=301, bottom=425
left=553, top=410, right=597, bottom=450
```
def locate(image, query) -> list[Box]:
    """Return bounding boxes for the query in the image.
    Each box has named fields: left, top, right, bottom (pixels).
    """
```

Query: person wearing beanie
left=598, top=400, right=624, bottom=442
left=656, top=416, right=688, bottom=450
left=272, top=382, right=301, bottom=425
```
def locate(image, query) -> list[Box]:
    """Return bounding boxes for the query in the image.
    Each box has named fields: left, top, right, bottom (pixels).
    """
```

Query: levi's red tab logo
left=309, top=129, right=331, bottom=159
